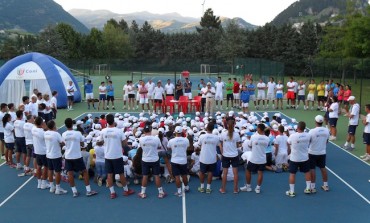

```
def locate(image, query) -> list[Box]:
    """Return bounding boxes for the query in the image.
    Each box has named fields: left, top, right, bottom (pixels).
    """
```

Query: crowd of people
left=0, top=75, right=369, bottom=199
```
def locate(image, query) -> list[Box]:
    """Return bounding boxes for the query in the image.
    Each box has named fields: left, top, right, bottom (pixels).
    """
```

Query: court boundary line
left=0, top=162, right=6, bottom=167
left=182, top=184, right=187, bottom=223
left=0, top=176, right=34, bottom=208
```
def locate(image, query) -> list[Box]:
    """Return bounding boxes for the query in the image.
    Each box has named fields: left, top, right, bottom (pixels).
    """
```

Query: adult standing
left=152, top=80, right=165, bottom=115
left=127, top=81, right=136, bottom=110
left=286, top=77, right=296, bottom=109
left=122, top=80, right=130, bottom=110
left=297, top=80, right=306, bottom=110
left=328, top=97, right=339, bottom=141
left=203, top=82, right=216, bottom=116
left=317, top=81, right=325, bottom=111
left=14, top=111, right=26, bottom=170
left=257, top=79, right=266, bottom=110
left=306, top=79, right=316, bottom=110
left=183, top=78, right=192, bottom=99
left=175, top=80, right=183, bottom=100
left=200, top=82, right=207, bottom=112
left=32, top=117, right=48, bottom=189
left=343, top=85, right=352, bottom=114
left=99, top=114, right=135, bottom=199
left=343, top=96, right=360, bottom=151
left=98, top=81, right=107, bottom=111
left=275, top=80, right=284, bottom=110
left=145, top=79, right=156, bottom=109
left=361, top=104, right=370, bottom=161
left=139, top=81, right=150, bottom=114
left=198, top=79, right=205, bottom=96
left=0, top=103, right=7, bottom=160
left=51, top=91, right=58, bottom=119
left=85, top=80, right=95, bottom=110
left=106, top=80, right=115, bottom=110
left=233, top=78, right=240, bottom=109
left=225, top=78, right=234, bottom=109
left=164, top=79, right=175, bottom=97
left=214, top=77, right=225, bottom=110
left=247, top=79, right=256, bottom=109
left=266, top=77, right=276, bottom=109
left=66, top=81, right=75, bottom=111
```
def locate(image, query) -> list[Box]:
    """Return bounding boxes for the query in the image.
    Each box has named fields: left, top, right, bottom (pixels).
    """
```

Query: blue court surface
left=0, top=111, right=369, bottom=223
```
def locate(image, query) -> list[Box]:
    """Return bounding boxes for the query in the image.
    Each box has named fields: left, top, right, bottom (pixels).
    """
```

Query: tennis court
left=0, top=111, right=369, bottom=223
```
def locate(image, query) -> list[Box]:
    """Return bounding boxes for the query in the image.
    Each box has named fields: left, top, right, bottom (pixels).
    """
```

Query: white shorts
left=86, top=93, right=94, bottom=100
left=233, top=93, right=240, bottom=100
left=249, top=95, right=256, bottom=101
left=147, top=93, right=153, bottom=99
left=123, top=94, right=128, bottom=100
left=215, top=93, right=223, bottom=100
left=307, top=93, right=315, bottom=102
left=241, top=102, right=249, bottom=108
left=139, top=98, right=149, bottom=104
left=257, top=91, right=266, bottom=100
left=267, top=93, right=275, bottom=100
left=184, top=92, right=192, bottom=99
left=136, top=93, right=140, bottom=101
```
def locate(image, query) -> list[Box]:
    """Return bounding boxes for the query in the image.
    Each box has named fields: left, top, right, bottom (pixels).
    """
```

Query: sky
left=53, top=0, right=298, bottom=26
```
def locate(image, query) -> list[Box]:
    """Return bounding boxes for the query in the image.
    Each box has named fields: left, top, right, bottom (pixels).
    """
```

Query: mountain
left=69, top=9, right=257, bottom=33
left=271, top=0, right=369, bottom=26
left=0, top=0, right=89, bottom=34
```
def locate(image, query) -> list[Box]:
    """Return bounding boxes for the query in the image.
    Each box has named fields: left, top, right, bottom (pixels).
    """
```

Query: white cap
left=272, top=124, right=279, bottom=131
left=119, top=115, right=124, bottom=120
left=122, top=156, right=128, bottom=162
left=204, top=112, right=209, bottom=117
left=291, top=118, right=297, bottom=123
left=151, top=122, right=158, bottom=128
left=187, top=129, right=194, bottom=136
left=195, top=112, right=200, bottom=116
left=186, top=117, right=191, bottom=122
left=315, top=115, right=324, bottom=123
left=76, top=120, right=83, bottom=125
left=179, top=112, right=185, bottom=117
left=115, top=113, right=120, bottom=117
left=229, top=111, right=234, bottom=116
left=87, top=114, right=92, bottom=118
left=135, top=131, right=142, bottom=138
left=348, top=96, right=355, bottom=101
left=207, top=82, right=211, bottom=85
left=212, top=129, right=218, bottom=135
left=158, top=128, right=165, bottom=133
left=94, top=124, right=102, bottom=129
left=175, top=126, right=183, bottom=133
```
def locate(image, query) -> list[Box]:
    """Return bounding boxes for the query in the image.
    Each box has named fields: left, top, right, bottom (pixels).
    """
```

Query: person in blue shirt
left=184, top=78, right=193, bottom=99
left=106, top=80, right=115, bottom=110
left=333, top=83, right=340, bottom=97
left=84, top=80, right=95, bottom=109
left=247, top=79, right=256, bottom=109
left=264, top=128, right=275, bottom=171
left=240, top=86, right=250, bottom=113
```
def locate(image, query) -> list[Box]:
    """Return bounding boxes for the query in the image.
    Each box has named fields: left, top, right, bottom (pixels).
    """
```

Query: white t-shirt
left=365, top=114, right=370, bottom=133
left=287, top=132, right=310, bottom=162
left=29, top=103, right=38, bottom=116
left=164, top=83, right=175, bottom=95
left=14, top=119, right=25, bottom=137
left=123, top=84, right=129, bottom=95
left=127, top=85, right=134, bottom=94
left=267, top=82, right=276, bottom=94
left=220, top=131, right=240, bottom=158
left=0, top=111, right=5, bottom=133
left=191, top=152, right=200, bottom=169
left=4, top=122, right=15, bottom=143
left=349, top=103, right=360, bottom=126
left=145, top=82, right=156, bottom=94
left=202, top=87, right=216, bottom=98
left=308, top=127, right=329, bottom=155
left=293, top=82, right=299, bottom=92
left=99, top=85, right=107, bottom=95
left=329, top=102, right=339, bottom=118
left=50, top=97, right=57, bottom=109
left=44, top=130, right=63, bottom=159
left=140, top=135, right=160, bottom=162
left=276, top=84, right=283, bottom=94
left=274, top=134, right=288, bottom=155
left=298, top=84, right=306, bottom=96
left=287, top=82, right=295, bottom=92
left=242, top=138, right=251, bottom=152
left=62, top=130, right=84, bottom=159
left=32, top=126, right=46, bottom=155
left=167, top=137, right=189, bottom=165
left=257, top=82, right=266, bottom=94
left=43, top=100, right=52, bottom=114
left=153, top=87, right=165, bottom=100
left=94, top=146, right=105, bottom=163
left=215, top=82, right=225, bottom=94
left=24, top=122, right=34, bottom=145
left=199, top=133, right=219, bottom=164
left=99, top=127, right=126, bottom=159
left=248, top=133, right=269, bottom=164
left=66, top=84, right=75, bottom=96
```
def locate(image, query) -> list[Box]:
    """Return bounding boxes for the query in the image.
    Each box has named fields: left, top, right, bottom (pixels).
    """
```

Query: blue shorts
left=26, top=144, right=34, bottom=157
left=363, top=133, right=370, bottom=145
left=329, top=118, right=338, bottom=127
left=99, top=94, right=106, bottom=100
left=15, top=137, right=26, bottom=153
left=171, top=162, right=188, bottom=176
left=200, top=162, right=216, bottom=174
left=309, top=154, right=326, bottom=169
left=221, top=156, right=239, bottom=168
left=288, top=160, right=310, bottom=174
left=141, top=160, right=160, bottom=176
left=0, top=132, right=4, bottom=142
left=276, top=93, right=283, bottom=99
left=298, top=95, right=305, bottom=101
left=65, top=157, right=86, bottom=172
left=36, top=154, right=48, bottom=167
left=47, top=157, right=62, bottom=172
left=105, top=158, right=124, bottom=175
left=247, top=162, right=265, bottom=172
left=5, top=143, right=15, bottom=150
left=348, top=125, right=357, bottom=135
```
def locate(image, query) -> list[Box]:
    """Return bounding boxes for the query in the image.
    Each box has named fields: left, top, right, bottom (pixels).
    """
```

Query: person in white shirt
left=3, top=113, right=16, bottom=167
left=296, top=80, right=306, bottom=110
left=146, top=79, right=156, bottom=108
left=164, top=79, right=175, bottom=96
left=361, top=104, right=370, bottom=161
left=328, top=97, right=339, bottom=141
left=62, top=118, right=98, bottom=198
left=266, top=77, right=276, bottom=109
left=14, top=111, right=26, bottom=170
left=308, top=115, right=330, bottom=192
left=203, top=82, right=216, bottom=116
left=127, top=81, right=136, bottom=110
left=139, top=81, right=150, bottom=114
left=167, top=126, right=190, bottom=197
left=43, top=94, right=53, bottom=123
left=275, top=80, right=284, bottom=110
left=122, top=80, right=130, bottom=109
left=21, top=96, right=30, bottom=117
left=0, top=104, right=7, bottom=161
left=286, top=77, right=296, bottom=109
left=50, top=91, right=58, bottom=120
left=214, top=77, right=225, bottom=110
left=190, top=144, right=200, bottom=175
left=66, top=80, right=75, bottom=111
left=138, top=123, right=166, bottom=199
left=198, top=122, right=221, bottom=194
left=286, top=121, right=312, bottom=197
left=98, top=81, right=107, bottom=111
left=23, top=115, right=34, bottom=175
left=44, top=120, right=68, bottom=195
left=343, top=96, right=360, bottom=151
left=219, top=119, right=241, bottom=194
left=29, top=96, right=38, bottom=117
left=274, top=125, right=289, bottom=173
left=99, top=114, right=135, bottom=199
left=152, top=81, right=165, bottom=115
left=240, top=124, right=269, bottom=194
left=32, top=117, right=49, bottom=189
left=256, top=79, right=266, bottom=110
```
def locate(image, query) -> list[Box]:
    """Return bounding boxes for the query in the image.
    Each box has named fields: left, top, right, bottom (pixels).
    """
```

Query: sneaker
left=69, top=108, right=74, bottom=111
left=1, top=155, right=5, bottom=160
left=311, top=188, right=317, bottom=194
left=110, top=192, right=117, bottom=199
left=174, top=192, right=182, bottom=197
left=123, top=189, right=135, bottom=196
left=304, top=189, right=311, bottom=194
left=255, top=188, right=261, bottom=194
left=158, top=192, right=167, bottom=199
left=98, top=178, right=103, bottom=187
left=9, top=163, right=17, bottom=168
left=112, top=107, right=115, bottom=110
left=321, top=185, right=330, bottom=192
left=206, top=188, right=212, bottom=194
left=73, top=192, right=80, bottom=198
left=198, top=187, right=205, bottom=193
left=41, top=183, right=50, bottom=190
left=86, top=190, right=98, bottom=197
left=16, top=163, right=23, bottom=170
left=24, top=169, right=33, bottom=176
left=138, top=192, right=147, bottom=199
left=240, top=185, right=252, bottom=192
left=286, top=190, right=296, bottom=197
left=219, top=188, right=226, bottom=194
left=55, top=188, right=68, bottom=195
left=329, top=136, right=336, bottom=141
left=362, top=156, right=370, bottom=161
left=360, top=154, right=368, bottom=159
left=49, top=187, right=56, bottom=193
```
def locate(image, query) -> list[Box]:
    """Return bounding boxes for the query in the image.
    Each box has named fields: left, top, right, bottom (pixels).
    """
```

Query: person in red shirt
left=99, top=114, right=107, bottom=129
left=233, top=78, right=240, bottom=108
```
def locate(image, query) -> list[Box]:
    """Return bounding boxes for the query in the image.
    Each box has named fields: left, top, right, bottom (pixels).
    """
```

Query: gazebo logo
left=17, top=68, right=25, bottom=78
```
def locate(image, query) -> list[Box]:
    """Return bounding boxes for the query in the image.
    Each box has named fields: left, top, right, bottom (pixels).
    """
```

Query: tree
left=216, top=20, right=247, bottom=60
left=35, top=25, right=68, bottom=59
left=197, top=8, right=222, bottom=32
left=55, top=23, right=82, bottom=59
left=83, top=28, right=104, bottom=59
left=102, top=22, right=132, bottom=59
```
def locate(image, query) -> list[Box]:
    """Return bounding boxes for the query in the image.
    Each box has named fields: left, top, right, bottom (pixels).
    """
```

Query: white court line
left=57, top=112, right=87, bottom=130
left=0, top=176, right=34, bottom=208
left=182, top=184, right=187, bottom=223
left=0, top=162, right=6, bottom=167
left=326, top=167, right=370, bottom=205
